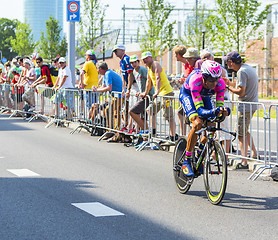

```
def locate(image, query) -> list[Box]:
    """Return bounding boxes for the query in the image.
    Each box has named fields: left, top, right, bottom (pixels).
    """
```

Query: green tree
left=210, top=0, right=270, bottom=52
left=10, top=22, right=36, bottom=57
left=38, top=16, right=67, bottom=59
left=0, top=18, right=19, bottom=59
left=140, top=0, right=176, bottom=58
left=77, top=0, right=107, bottom=56
left=182, top=5, right=209, bottom=51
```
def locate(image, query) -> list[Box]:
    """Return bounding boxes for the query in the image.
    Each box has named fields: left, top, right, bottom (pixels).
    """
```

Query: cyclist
left=179, top=60, right=230, bottom=177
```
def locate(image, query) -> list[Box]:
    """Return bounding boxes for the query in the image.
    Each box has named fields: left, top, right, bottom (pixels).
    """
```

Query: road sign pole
left=68, top=22, right=76, bottom=87
left=67, top=0, right=80, bottom=86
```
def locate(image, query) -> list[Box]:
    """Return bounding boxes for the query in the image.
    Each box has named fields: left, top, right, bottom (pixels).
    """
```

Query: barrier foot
left=98, top=131, right=115, bottom=141
left=9, top=110, right=18, bottom=118
left=45, top=119, right=56, bottom=128
left=136, top=140, right=161, bottom=152
left=0, top=108, right=9, bottom=115
left=248, top=165, right=271, bottom=181
left=70, top=125, right=91, bottom=134
left=27, top=115, right=36, bottom=123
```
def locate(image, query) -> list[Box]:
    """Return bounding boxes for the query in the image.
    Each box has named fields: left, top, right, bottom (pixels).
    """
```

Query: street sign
left=2, top=58, right=7, bottom=64
left=67, top=1, right=80, bottom=22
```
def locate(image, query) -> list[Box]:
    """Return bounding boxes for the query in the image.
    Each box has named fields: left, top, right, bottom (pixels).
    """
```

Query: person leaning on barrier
left=79, top=49, right=99, bottom=121
left=92, top=61, right=123, bottom=130
left=140, top=51, right=178, bottom=142
left=21, top=59, right=37, bottom=112
left=223, top=51, right=259, bottom=169
left=52, top=57, right=74, bottom=120
left=11, top=68, right=24, bottom=111
left=173, top=45, right=193, bottom=137
left=128, top=54, right=155, bottom=134
left=31, top=57, right=53, bottom=114
left=1, top=62, right=13, bottom=111
left=113, top=44, right=138, bottom=130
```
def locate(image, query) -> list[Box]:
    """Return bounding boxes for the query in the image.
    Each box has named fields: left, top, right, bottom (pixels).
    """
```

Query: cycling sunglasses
left=202, top=73, right=220, bottom=83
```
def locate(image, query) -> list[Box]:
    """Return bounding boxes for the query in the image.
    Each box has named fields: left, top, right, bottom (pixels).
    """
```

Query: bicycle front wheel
left=203, top=140, right=227, bottom=205
left=173, top=137, right=193, bottom=194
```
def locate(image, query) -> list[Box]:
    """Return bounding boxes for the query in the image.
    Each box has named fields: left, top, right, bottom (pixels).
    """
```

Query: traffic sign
left=67, top=1, right=80, bottom=22
left=2, top=58, right=7, bottom=64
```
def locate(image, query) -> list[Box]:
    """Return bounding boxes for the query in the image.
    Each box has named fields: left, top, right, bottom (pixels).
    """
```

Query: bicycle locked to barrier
left=173, top=116, right=236, bottom=205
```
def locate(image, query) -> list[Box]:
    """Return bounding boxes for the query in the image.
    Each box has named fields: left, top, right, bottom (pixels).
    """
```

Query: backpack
left=270, top=166, right=278, bottom=181
left=43, top=64, right=59, bottom=85
left=46, top=64, right=58, bottom=77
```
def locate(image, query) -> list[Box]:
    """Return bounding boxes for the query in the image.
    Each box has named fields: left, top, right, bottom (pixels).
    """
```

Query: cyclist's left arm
left=191, top=81, right=216, bottom=119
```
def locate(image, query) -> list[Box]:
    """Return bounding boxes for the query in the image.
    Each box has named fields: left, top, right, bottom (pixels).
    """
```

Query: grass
left=231, top=106, right=277, bottom=118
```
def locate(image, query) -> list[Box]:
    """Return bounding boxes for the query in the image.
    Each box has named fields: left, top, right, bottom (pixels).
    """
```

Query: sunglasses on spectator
left=36, top=61, right=41, bottom=64
left=203, top=73, right=220, bottom=83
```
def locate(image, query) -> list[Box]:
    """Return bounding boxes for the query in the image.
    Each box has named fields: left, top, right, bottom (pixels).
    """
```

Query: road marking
left=0, top=157, right=4, bottom=159
left=71, top=202, right=125, bottom=217
left=7, top=169, right=40, bottom=177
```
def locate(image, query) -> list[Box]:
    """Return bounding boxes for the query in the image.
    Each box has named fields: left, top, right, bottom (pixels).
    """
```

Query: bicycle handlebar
left=195, top=126, right=237, bottom=142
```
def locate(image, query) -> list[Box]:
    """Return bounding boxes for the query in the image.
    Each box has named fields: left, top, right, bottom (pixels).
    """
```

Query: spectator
left=79, top=49, right=99, bottom=121
left=11, top=68, right=24, bottom=111
left=183, top=47, right=203, bottom=70
left=113, top=44, right=138, bottom=130
left=223, top=51, right=259, bottom=169
left=52, top=57, right=75, bottom=119
left=31, top=57, right=53, bottom=114
left=173, top=45, right=192, bottom=136
left=128, top=54, right=154, bottom=133
left=92, top=61, right=123, bottom=130
left=1, top=62, right=12, bottom=111
left=52, top=57, right=60, bottom=68
left=17, top=57, right=24, bottom=76
left=21, top=59, right=37, bottom=112
left=89, top=49, right=98, bottom=65
left=141, top=51, right=178, bottom=142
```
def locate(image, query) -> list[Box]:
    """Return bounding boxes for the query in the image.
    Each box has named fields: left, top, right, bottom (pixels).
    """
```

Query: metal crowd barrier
left=0, top=83, right=14, bottom=114
left=1, top=83, right=278, bottom=181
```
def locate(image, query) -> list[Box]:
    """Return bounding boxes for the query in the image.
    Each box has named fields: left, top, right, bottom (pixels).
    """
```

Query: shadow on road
left=0, top=176, right=196, bottom=240
left=221, top=192, right=278, bottom=210
left=0, top=115, right=36, bottom=131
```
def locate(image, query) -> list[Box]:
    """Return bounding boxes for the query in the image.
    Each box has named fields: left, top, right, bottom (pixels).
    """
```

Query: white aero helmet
left=201, top=60, right=222, bottom=81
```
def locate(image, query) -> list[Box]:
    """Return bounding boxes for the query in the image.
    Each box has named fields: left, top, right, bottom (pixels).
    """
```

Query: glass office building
left=23, top=0, right=64, bottom=42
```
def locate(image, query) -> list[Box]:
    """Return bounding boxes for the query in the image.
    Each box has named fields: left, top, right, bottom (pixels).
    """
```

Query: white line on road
left=7, top=169, right=40, bottom=177
left=71, top=202, right=125, bottom=217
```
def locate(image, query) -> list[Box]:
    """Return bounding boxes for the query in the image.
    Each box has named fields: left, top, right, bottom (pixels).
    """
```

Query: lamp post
left=202, top=29, right=206, bottom=50
left=264, top=2, right=278, bottom=96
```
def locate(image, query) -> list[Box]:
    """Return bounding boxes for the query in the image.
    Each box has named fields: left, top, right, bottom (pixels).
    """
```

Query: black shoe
left=236, top=163, right=249, bottom=170
left=170, top=134, right=179, bottom=142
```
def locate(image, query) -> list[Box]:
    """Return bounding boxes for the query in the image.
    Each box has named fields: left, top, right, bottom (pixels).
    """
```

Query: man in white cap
left=140, top=51, right=178, bottom=142
left=127, top=55, right=154, bottom=133
left=79, top=49, right=99, bottom=120
left=113, top=44, right=137, bottom=130
left=112, top=44, right=134, bottom=97
left=52, top=57, right=74, bottom=119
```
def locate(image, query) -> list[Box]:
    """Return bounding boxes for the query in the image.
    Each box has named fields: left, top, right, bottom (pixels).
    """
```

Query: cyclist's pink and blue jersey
left=179, top=69, right=225, bottom=120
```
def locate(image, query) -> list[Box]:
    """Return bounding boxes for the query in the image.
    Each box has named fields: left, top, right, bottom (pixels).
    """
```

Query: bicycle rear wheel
left=173, top=137, right=194, bottom=194
left=203, top=140, right=227, bottom=205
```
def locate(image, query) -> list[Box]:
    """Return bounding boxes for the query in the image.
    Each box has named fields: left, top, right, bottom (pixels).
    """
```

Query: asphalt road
left=0, top=115, right=278, bottom=240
